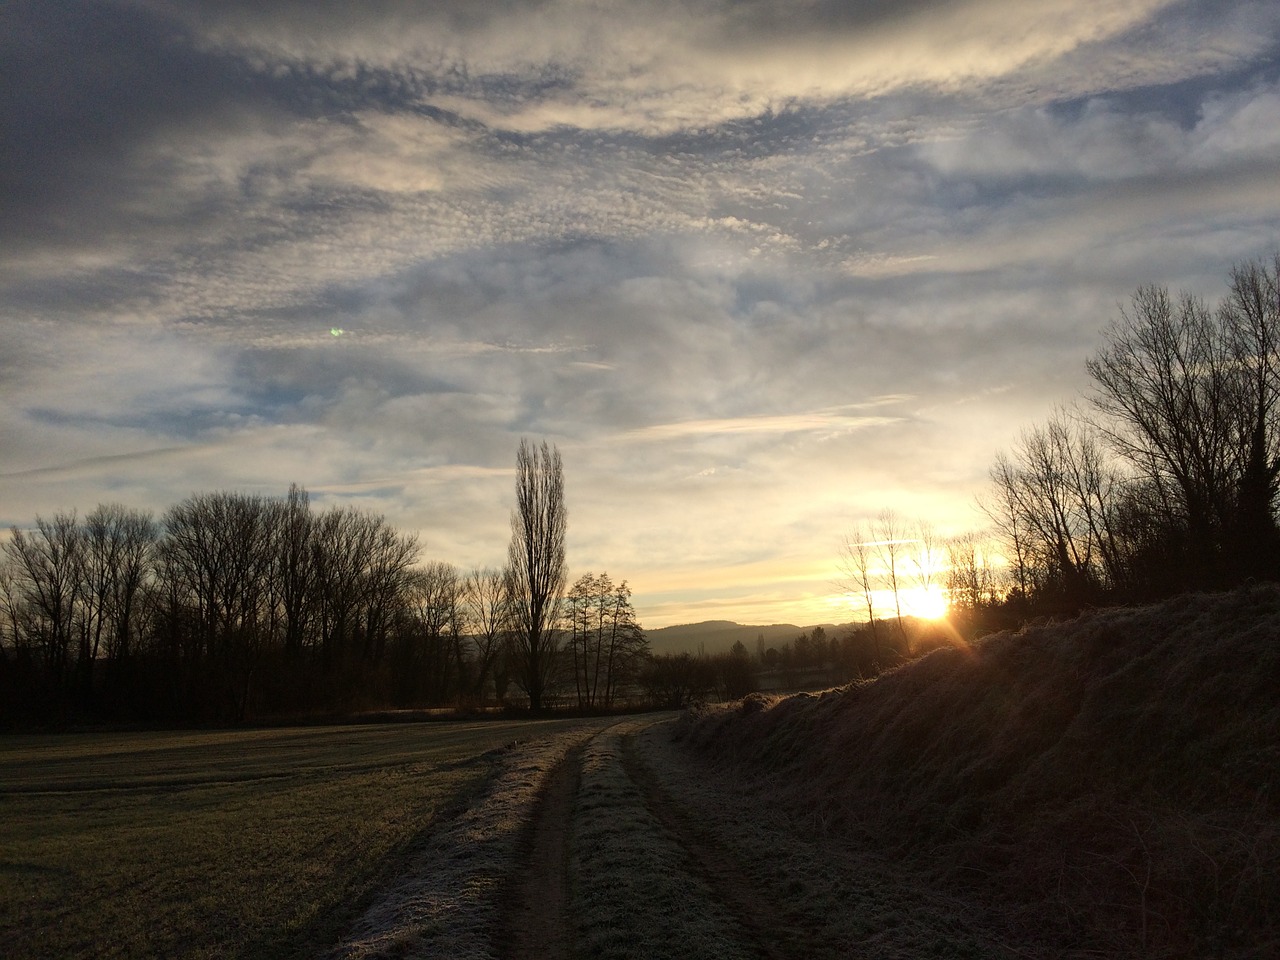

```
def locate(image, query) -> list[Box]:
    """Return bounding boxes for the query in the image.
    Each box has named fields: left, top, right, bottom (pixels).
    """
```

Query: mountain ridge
left=644, top=618, right=854, bottom=656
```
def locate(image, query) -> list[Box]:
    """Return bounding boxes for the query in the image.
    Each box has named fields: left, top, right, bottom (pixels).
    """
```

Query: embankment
left=680, top=585, right=1280, bottom=958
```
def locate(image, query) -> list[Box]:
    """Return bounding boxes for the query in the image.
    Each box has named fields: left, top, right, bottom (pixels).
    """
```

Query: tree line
left=984, top=254, right=1280, bottom=616
left=0, top=440, right=649, bottom=725
left=8, top=257, right=1274, bottom=724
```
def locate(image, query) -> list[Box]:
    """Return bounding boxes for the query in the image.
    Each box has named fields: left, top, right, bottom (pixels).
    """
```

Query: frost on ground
left=627, top=720, right=1010, bottom=959
left=320, top=588, right=1278, bottom=959
left=569, top=721, right=759, bottom=960
left=563, top=718, right=1011, bottom=959
left=675, top=586, right=1280, bottom=959
left=323, top=721, right=613, bottom=960
left=323, top=712, right=1017, bottom=960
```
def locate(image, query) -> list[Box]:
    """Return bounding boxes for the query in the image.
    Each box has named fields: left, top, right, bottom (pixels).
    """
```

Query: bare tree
left=1087, top=288, right=1224, bottom=569
left=83, top=504, right=156, bottom=666
left=873, top=509, right=911, bottom=650
left=401, top=561, right=463, bottom=704
left=984, top=411, right=1129, bottom=609
left=3, top=485, right=438, bottom=723
left=4, top=512, right=84, bottom=690
left=837, top=526, right=883, bottom=665
left=1085, top=275, right=1280, bottom=585
left=507, top=439, right=567, bottom=712
left=640, top=652, right=717, bottom=709
left=310, top=506, right=378, bottom=671
left=978, top=253, right=1280, bottom=609
left=0, top=562, right=21, bottom=656
left=1219, top=253, right=1280, bottom=576
left=274, top=484, right=315, bottom=661
left=158, top=492, right=277, bottom=720
left=946, top=531, right=1000, bottom=635
left=361, top=520, right=420, bottom=666
left=564, top=572, right=646, bottom=709
left=913, top=520, right=942, bottom=606
left=463, top=566, right=512, bottom=703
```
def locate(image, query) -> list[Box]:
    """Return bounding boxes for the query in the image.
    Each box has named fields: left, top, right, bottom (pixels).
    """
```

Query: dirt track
left=617, top=735, right=798, bottom=960
left=495, top=717, right=1016, bottom=960
left=500, top=745, right=581, bottom=959
left=500, top=719, right=783, bottom=960
left=329, top=715, right=1015, bottom=960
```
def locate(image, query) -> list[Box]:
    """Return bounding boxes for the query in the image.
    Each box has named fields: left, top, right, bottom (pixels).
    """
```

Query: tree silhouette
left=1087, top=256, right=1280, bottom=588
left=983, top=253, right=1280, bottom=614
left=507, top=439, right=567, bottom=712
left=463, top=566, right=513, bottom=703
left=564, top=572, right=646, bottom=709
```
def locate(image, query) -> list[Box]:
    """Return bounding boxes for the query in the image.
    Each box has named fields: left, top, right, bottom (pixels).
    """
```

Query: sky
left=2, top=1, right=1279, bottom=629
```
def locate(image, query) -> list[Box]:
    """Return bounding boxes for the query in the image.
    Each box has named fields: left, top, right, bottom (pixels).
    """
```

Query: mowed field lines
left=0, top=718, right=611, bottom=960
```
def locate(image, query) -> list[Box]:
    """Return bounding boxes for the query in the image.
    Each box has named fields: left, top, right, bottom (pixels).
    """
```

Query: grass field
left=0, top=717, right=605, bottom=960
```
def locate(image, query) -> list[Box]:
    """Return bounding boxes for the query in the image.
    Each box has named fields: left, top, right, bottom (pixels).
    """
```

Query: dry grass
left=680, top=585, right=1280, bottom=958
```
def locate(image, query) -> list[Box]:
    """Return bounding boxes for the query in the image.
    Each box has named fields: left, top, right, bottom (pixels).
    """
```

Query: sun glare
left=905, top=585, right=950, bottom=621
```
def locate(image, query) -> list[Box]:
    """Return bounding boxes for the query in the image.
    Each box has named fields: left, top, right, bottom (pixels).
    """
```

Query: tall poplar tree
left=506, top=439, right=567, bottom=711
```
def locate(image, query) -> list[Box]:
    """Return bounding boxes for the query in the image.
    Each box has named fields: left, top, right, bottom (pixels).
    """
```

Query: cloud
left=625, top=404, right=907, bottom=442
left=154, top=0, right=1204, bottom=136
left=0, top=445, right=194, bottom=483
left=919, top=80, right=1280, bottom=182
left=3, top=1, right=1280, bottom=625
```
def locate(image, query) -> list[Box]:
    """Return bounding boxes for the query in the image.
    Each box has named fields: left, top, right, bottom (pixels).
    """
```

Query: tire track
left=501, top=720, right=770, bottom=960
left=327, top=723, right=613, bottom=960
left=504, top=719, right=996, bottom=960
left=619, top=732, right=805, bottom=960
left=570, top=723, right=761, bottom=960
left=628, top=719, right=1023, bottom=960
left=498, top=744, right=582, bottom=960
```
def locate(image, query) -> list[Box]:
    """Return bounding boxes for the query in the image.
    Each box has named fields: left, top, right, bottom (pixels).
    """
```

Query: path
left=327, top=715, right=1016, bottom=959
left=496, top=716, right=1016, bottom=960
left=499, top=745, right=581, bottom=960
left=500, top=718, right=799, bottom=960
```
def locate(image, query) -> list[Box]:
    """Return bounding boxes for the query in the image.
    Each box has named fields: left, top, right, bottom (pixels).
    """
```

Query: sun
left=905, top=585, right=950, bottom=621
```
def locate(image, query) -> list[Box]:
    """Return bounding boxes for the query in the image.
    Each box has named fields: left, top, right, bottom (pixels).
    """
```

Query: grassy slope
left=682, top=585, right=1280, bottom=958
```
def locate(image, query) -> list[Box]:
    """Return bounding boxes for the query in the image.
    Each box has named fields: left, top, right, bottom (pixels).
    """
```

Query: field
left=5, top=587, right=1278, bottom=959
left=0, top=717, right=616, bottom=960
left=9, top=714, right=949, bottom=960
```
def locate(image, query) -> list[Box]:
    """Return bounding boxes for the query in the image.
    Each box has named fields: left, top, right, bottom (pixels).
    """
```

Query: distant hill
left=645, top=619, right=852, bottom=657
